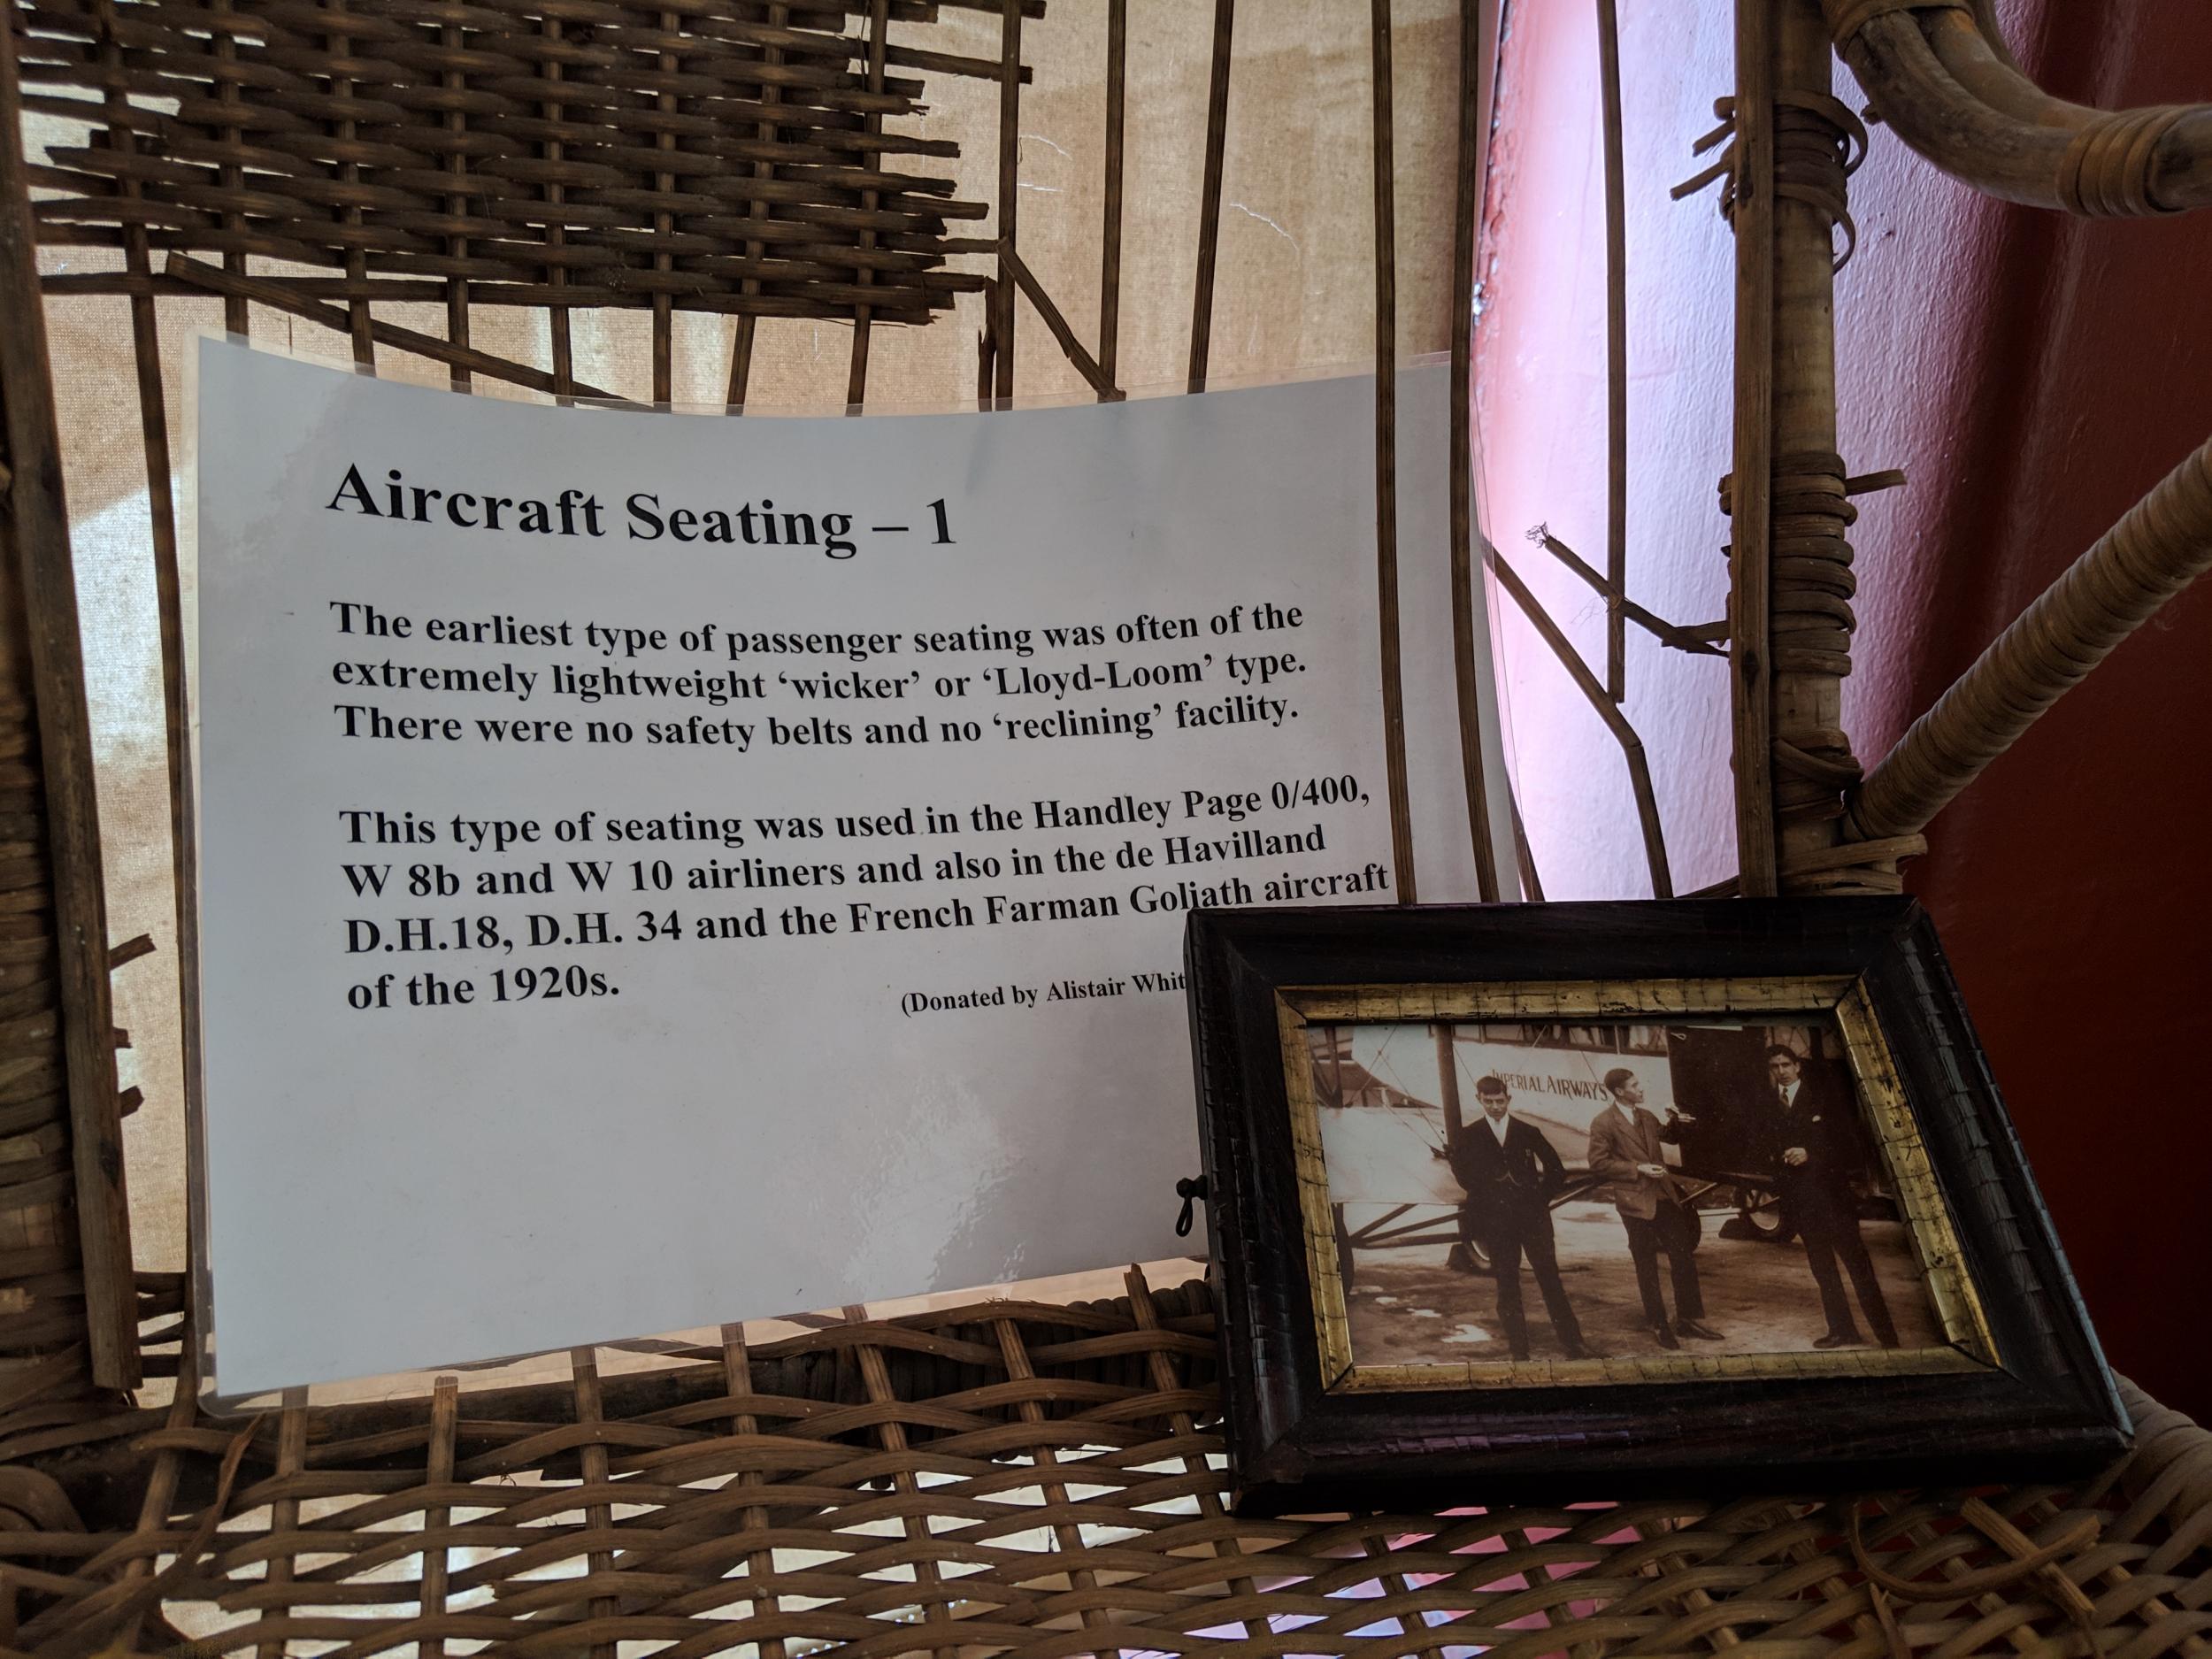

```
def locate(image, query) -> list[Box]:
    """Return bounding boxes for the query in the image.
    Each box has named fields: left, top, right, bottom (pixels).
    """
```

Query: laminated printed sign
left=192, top=338, right=1510, bottom=1395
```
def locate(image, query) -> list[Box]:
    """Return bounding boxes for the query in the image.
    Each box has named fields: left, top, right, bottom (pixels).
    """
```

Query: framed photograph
left=1183, top=898, right=2126, bottom=1512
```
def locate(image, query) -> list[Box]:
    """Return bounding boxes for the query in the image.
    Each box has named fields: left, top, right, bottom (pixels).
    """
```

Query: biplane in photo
left=1307, top=1016, right=1894, bottom=1294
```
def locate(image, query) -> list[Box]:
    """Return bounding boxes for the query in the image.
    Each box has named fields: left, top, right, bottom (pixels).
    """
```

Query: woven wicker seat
left=10, top=1275, right=2212, bottom=1656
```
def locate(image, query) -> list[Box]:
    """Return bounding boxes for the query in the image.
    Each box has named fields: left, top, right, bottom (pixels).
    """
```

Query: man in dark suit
left=1586, top=1068, right=1721, bottom=1349
left=1448, top=1075, right=1590, bottom=1361
left=1765, top=1044, right=1899, bottom=1349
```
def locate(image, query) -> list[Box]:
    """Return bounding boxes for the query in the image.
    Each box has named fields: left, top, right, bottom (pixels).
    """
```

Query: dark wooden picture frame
left=1183, top=898, right=2128, bottom=1514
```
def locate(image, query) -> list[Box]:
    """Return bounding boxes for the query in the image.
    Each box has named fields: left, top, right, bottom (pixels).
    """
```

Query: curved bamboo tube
left=1829, top=2, right=2212, bottom=215
left=1847, top=434, right=2212, bottom=842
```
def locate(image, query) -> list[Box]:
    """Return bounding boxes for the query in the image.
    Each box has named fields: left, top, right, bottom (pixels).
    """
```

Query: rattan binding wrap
left=1830, top=0, right=2212, bottom=216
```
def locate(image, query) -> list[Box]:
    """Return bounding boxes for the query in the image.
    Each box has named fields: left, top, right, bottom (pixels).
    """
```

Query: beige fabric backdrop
left=33, top=0, right=1486, bottom=1294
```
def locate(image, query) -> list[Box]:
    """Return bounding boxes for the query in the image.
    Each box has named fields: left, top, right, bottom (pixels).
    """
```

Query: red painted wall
left=1478, top=2, right=2212, bottom=1417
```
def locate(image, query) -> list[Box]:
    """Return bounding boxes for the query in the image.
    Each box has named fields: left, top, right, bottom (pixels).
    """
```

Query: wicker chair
left=3, top=0, right=2210, bottom=1652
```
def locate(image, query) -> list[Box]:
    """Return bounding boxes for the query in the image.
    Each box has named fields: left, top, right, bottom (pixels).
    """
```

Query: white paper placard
left=191, top=337, right=1512, bottom=1395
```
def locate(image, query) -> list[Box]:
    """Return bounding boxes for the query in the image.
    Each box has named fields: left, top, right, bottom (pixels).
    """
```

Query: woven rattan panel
left=14, top=0, right=1004, bottom=324
left=4, top=1271, right=2209, bottom=1657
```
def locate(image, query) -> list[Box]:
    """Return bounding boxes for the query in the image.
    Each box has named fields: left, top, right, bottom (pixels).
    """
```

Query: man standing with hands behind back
left=1586, top=1068, right=1722, bottom=1350
left=1767, top=1043, right=1900, bottom=1350
left=1448, top=1075, right=1590, bottom=1362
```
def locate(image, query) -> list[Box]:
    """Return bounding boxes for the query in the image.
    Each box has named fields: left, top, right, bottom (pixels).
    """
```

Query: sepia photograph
left=1295, top=1008, right=1978, bottom=1384
left=1190, top=902, right=2124, bottom=1507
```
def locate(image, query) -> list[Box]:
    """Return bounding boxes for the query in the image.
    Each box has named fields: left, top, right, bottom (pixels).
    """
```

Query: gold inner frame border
left=1273, top=977, right=2000, bottom=1393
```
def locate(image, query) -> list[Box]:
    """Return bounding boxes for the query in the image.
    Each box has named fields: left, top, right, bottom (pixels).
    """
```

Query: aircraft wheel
left=1720, top=1185, right=1793, bottom=1244
left=1446, top=1238, right=1493, bottom=1276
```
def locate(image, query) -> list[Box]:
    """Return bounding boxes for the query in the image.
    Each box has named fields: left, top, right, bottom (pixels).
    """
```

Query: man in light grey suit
left=1586, top=1068, right=1722, bottom=1349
